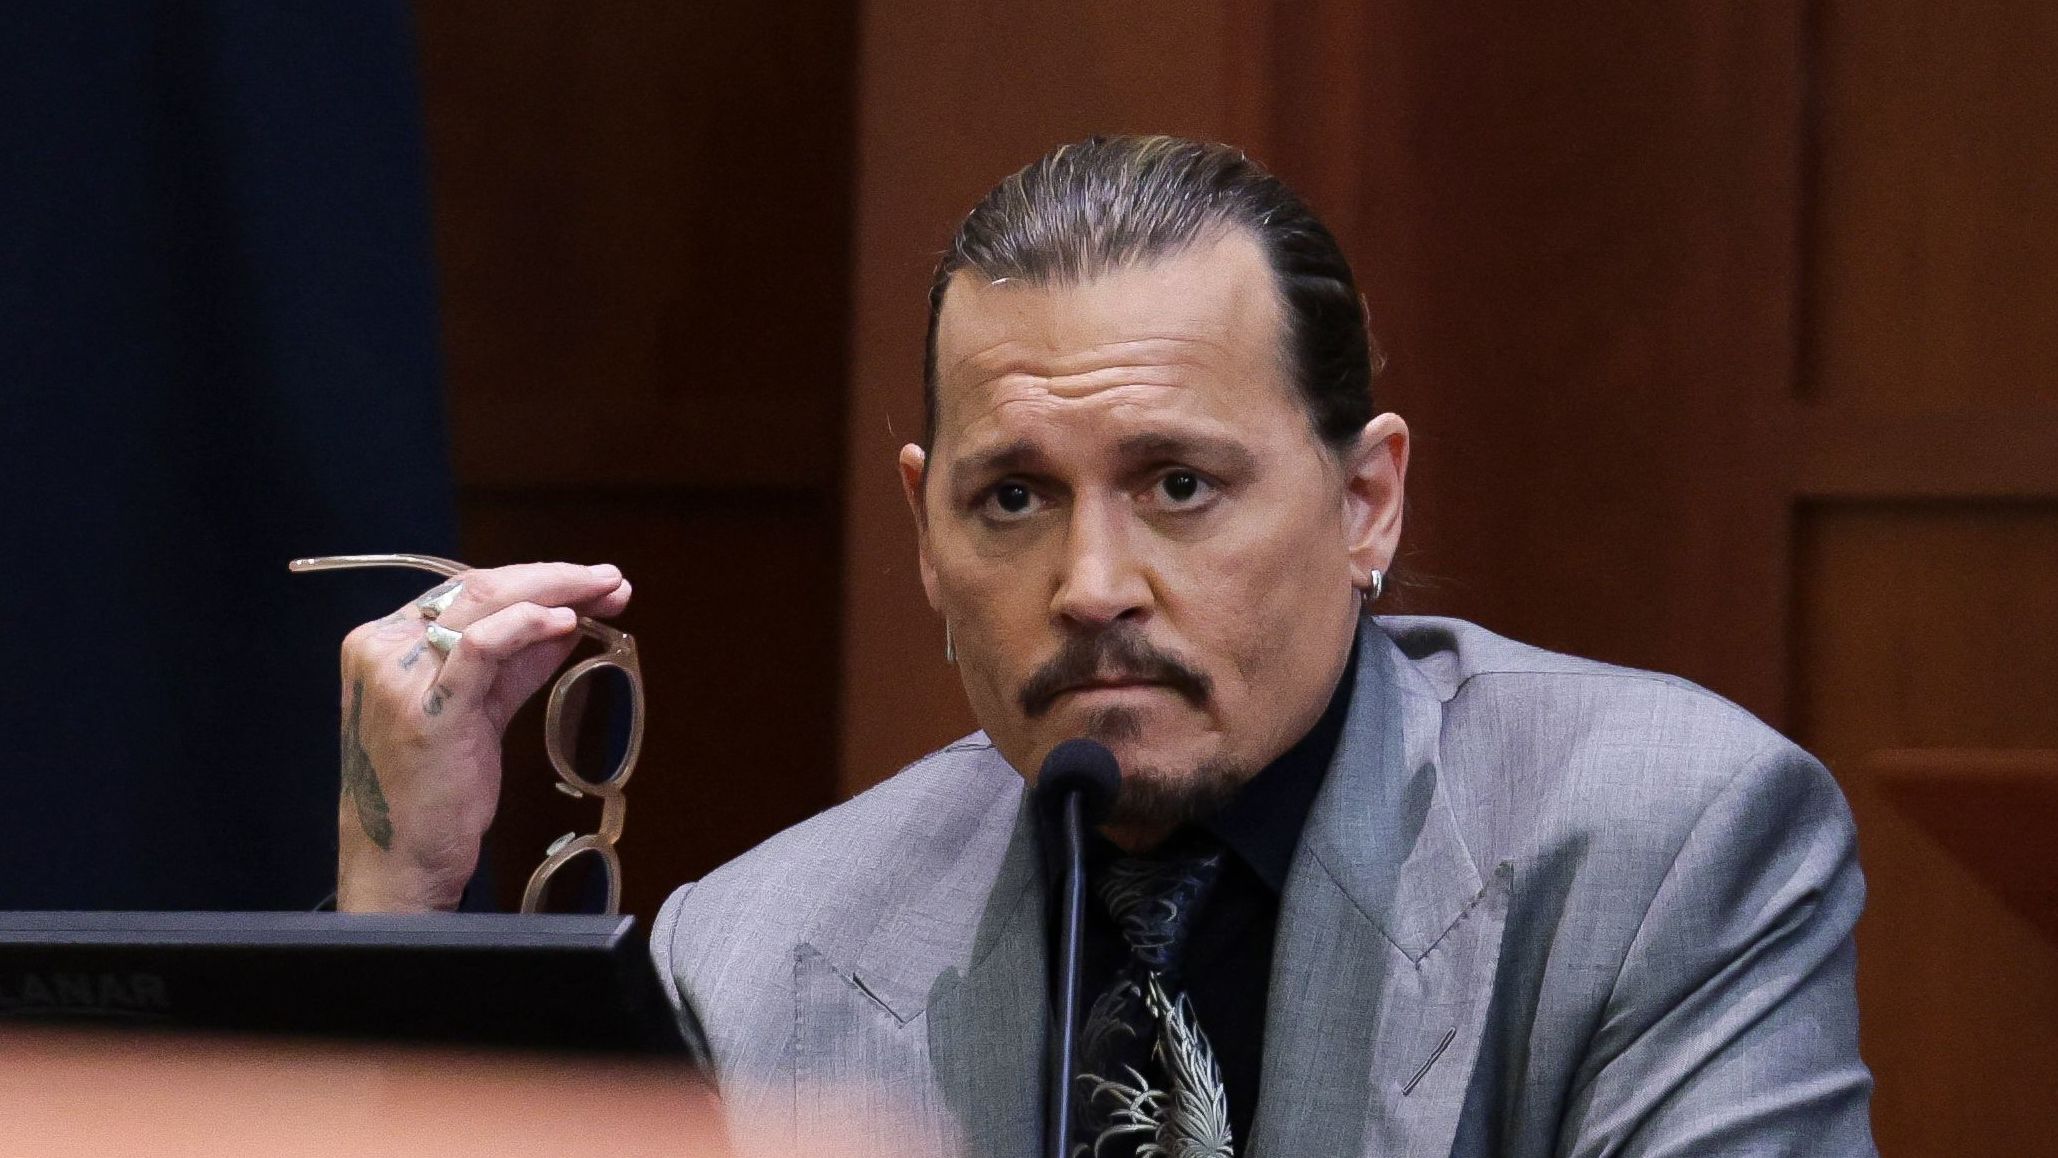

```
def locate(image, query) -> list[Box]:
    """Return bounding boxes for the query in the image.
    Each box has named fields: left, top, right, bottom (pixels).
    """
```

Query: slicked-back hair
left=922, top=135, right=1379, bottom=453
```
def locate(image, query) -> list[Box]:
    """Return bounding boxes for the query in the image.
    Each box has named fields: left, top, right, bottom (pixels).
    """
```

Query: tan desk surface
left=0, top=1026, right=728, bottom=1156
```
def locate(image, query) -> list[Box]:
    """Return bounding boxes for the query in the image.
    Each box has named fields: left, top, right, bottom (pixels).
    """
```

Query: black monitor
left=0, top=911, right=703, bottom=1057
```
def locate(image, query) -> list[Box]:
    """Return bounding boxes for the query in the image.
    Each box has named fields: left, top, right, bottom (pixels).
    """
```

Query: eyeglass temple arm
left=289, top=554, right=470, bottom=578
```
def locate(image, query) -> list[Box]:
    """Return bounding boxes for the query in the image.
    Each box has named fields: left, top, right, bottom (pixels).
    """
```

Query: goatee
left=1084, top=708, right=1250, bottom=835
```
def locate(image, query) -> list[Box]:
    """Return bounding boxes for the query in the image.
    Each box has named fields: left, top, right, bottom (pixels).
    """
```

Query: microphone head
left=1036, top=738, right=1122, bottom=827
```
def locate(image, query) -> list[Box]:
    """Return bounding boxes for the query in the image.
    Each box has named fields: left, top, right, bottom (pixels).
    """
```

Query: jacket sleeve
left=649, top=880, right=719, bottom=1074
left=1555, top=741, right=1877, bottom=1157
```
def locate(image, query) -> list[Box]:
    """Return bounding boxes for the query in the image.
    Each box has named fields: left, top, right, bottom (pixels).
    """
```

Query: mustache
left=1017, top=628, right=1212, bottom=718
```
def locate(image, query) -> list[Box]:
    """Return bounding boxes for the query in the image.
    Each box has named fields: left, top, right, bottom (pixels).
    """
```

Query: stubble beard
left=1084, top=705, right=1251, bottom=836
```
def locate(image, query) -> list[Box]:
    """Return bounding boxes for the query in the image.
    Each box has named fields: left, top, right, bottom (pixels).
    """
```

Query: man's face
left=901, top=228, right=1408, bottom=844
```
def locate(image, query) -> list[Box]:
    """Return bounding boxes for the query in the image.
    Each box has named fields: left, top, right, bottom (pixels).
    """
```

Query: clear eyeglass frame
left=289, top=553, right=644, bottom=916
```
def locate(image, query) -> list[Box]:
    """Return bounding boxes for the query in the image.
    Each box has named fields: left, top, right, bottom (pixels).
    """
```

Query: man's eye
left=1158, top=470, right=1210, bottom=505
left=982, top=482, right=1038, bottom=519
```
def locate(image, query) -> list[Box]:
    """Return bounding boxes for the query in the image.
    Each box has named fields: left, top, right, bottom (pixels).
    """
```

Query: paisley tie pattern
left=1074, top=847, right=1235, bottom=1158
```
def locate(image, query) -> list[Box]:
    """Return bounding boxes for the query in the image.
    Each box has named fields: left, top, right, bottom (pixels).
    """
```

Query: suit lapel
left=788, top=755, right=1049, bottom=1158
left=1250, top=624, right=1511, bottom=1157
left=785, top=622, right=1511, bottom=1158
left=922, top=797, right=1049, bottom=1158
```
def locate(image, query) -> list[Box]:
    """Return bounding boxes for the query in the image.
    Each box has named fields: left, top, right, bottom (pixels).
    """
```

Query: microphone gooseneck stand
left=1037, top=738, right=1122, bottom=1158
left=1050, top=785, right=1088, bottom=1157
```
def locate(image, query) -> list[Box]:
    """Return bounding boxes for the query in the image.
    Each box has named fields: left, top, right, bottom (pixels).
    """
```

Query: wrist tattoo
left=341, top=681, right=395, bottom=850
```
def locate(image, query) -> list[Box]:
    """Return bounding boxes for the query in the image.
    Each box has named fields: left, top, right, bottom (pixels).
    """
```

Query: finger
left=485, top=635, right=586, bottom=727
left=486, top=581, right=631, bottom=725
left=342, top=612, right=426, bottom=676
left=430, top=602, right=580, bottom=712
left=433, top=562, right=627, bottom=631
left=572, top=577, right=633, bottom=620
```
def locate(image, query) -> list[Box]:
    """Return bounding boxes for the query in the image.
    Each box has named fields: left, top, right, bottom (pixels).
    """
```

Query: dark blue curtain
left=0, top=2, right=457, bottom=909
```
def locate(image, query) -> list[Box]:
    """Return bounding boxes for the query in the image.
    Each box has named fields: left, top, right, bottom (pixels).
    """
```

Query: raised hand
left=331, top=562, right=632, bottom=911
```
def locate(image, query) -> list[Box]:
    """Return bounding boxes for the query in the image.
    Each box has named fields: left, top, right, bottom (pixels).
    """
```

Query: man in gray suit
left=336, top=137, right=1874, bottom=1155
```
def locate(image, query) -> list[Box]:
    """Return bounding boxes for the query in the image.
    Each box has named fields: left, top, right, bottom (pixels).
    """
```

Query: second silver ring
left=424, top=622, right=463, bottom=655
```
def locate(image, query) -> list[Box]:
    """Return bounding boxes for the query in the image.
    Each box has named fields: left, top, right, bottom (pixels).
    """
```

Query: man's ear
left=899, top=443, right=943, bottom=612
left=1342, top=413, right=1410, bottom=588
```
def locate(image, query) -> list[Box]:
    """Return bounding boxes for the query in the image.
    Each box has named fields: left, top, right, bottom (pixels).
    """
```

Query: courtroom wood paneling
left=1794, top=503, right=2058, bottom=755
left=414, top=1, right=857, bottom=917
left=1838, top=755, right=2058, bottom=1156
left=417, top=2, right=856, bottom=492
left=1793, top=2, right=2058, bottom=1148
left=1258, top=1, right=1803, bottom=724
left=1795, top=503, right=2058, bottom=1154
left=1806, top=0, right=2058, bottom=409
left=1798, top=408, right=2058, bottom=498
left=1868, top=749, right=2058, bottom=941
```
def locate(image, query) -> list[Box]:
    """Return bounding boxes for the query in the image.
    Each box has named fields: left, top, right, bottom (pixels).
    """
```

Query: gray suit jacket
left=652, top=617, right=1875, bottom=1156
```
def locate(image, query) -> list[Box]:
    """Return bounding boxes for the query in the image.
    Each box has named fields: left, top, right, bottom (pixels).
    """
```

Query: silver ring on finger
left=415, top=579, right=464, bottom=621
left=424, top=622, right=463, bottom=655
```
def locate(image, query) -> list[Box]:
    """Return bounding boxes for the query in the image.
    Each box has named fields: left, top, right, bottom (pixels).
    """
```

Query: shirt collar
left=1199, top=637, right=1357, bottom=893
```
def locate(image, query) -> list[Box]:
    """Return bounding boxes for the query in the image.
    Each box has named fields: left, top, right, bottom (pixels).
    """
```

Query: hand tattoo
left=369, top=609, right=419, bottom=643
left=423, top=684, right=449, bottom=717
left=341, top=681, right=395, bottom=850
left=399, top=640, right=426, bottom=671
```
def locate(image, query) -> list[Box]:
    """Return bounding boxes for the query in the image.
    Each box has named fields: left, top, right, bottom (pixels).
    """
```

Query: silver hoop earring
left=1363, top=568, right=1386, bottom=609
left=944, top=622, right=956, bottom=665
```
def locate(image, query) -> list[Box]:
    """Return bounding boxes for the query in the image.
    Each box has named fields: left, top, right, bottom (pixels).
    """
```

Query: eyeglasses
left=289, top=553, right=644, bottom=916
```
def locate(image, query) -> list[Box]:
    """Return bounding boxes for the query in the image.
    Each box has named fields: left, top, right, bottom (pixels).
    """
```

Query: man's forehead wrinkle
left=944, top=333, right=1228, bottom=387
left=959, top=379, right=1201, bottom=441
left=1010, top=367, right=1200, bottom=403
left=947, top=387, right=1246, bottom=471
left=930, top=229, right=1295, bottom=458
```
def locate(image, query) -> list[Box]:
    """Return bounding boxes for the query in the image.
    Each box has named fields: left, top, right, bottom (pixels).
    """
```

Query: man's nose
left=1050, top=500, right=1153, bottom=629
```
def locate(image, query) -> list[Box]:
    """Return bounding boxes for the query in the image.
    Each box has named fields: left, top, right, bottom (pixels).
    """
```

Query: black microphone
left=1036, top=738, right=1121, bottom=1158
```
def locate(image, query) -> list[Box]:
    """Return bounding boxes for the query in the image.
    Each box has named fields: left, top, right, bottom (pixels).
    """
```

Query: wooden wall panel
left=1795, top=1, right=2058, bottom=1146
left=1841, top=753, right=2058, bottom=1155
left=1796, top=503, right=2058, bottom=1153
left=419, top=2, right=855, bottom=492
left=416, top=1, right=856, bottom=918
left=1808, top=0, right=2058, bottom=409
left=1795, top=504, right=2058, bottom=753
left=1258, top=1, right=1803, bottom=723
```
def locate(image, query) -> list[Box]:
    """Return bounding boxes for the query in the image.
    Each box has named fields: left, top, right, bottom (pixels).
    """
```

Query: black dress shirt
left=1048, top=641, right=1357, bottom=1147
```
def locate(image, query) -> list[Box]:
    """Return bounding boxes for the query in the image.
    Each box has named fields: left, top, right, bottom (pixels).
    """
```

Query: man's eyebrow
left=1115, top=432, right=1259, bottom=475
left=949, top=439, right=1043, bottom=491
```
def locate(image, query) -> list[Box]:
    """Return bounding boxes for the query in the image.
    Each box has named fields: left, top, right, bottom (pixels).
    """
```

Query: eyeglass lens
left=555, top=662, right=638, bottom=788
left=531, top=843, right=617, bottom=915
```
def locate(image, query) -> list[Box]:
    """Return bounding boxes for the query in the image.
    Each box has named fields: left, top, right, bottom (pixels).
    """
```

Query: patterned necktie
left=1074, top=844, right=1235, bottom=1158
